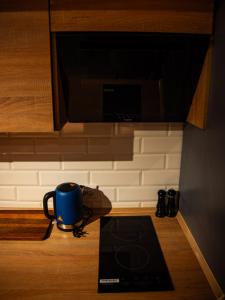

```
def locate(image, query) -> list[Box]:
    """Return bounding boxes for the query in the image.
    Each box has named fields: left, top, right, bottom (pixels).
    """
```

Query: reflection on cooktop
left=110, top=218, right=145, bottom=242
left=115, top=244, right=150, bottom=271
left=98, top=216, right=174, bottom=293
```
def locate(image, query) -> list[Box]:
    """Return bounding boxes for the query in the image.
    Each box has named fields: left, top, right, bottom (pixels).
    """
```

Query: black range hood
left=56, top=32, right=210, bottom=123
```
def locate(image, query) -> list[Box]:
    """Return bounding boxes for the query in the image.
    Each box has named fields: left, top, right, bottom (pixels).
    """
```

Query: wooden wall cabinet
left=0, top=0, right=214, bottom=132
left=50, top=0, right=213, bottom=34
left=0, top=1, right=54, bottom=132
left=50, top=0, right=214, bottom=129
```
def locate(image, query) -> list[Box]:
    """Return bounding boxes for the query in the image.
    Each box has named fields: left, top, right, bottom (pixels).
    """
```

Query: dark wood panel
left=50, top=0, right=213, bottom=33
left=0, top=0, right=47, bottom=11
left=51, top=33, right=67, bottom=130
left=0, top=210, right=52, bottom=240
left=0, top=0, right=54, bottom=132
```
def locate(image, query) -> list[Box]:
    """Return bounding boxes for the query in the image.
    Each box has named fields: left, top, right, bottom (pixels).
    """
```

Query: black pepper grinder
left=166, top=189, right=177, bottom=217
left=155, top=190, right=167, bottom=217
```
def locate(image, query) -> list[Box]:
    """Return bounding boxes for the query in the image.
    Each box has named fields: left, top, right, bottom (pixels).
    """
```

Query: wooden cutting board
left=0, top=210, right=52, bottom=240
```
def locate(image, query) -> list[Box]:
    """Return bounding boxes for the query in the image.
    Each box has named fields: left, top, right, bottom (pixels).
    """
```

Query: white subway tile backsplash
left=0, top=123, right=183, bottom=208
left=112, top=201, right=141, bottom=208
left=17, top=186, right=55, bottom=201
left=0, top=187, right=16, bottom=201
left=80, top=185, right=116, bottom=202
left=0, top=171, right=38, bottom=185
left=0, top=201, right=43, bottom=208
left=134, top=123, right=169, bottom=137
left=135, top=130, right=168, bottom=137
left=91, top=171, right=140, bottom=186
left=88, top=137, right=133, bottom=154
left=141, top=201, right=157, bottom=208
left=118, top=186, right=166, bottom=201
left=99, top=187, right=116, bottom=201
left=168, top=123, right=184, bottom=136
left=165, top=185, right=179, bottom=191
left=62, top=123, right=115, bottom=137
left=35, top=138, right=87, bottom=154
left=166, top=154, right=181, bottom=169
left=12, top=161, right=61, bottom=170
left=0, top=138, right=35, bottom=154
left=133, top=137, right=141, bottom=153
left=115, top=155, right=165, bottom=170
left=10, top=153, right=61, bottom=162
left=39, top=171, right=89, bottom=186
left=142, top=137, right=182, bottom=153
left=0, top=162, right=10, bottom=169
left=116, top=123, right=168, bottom=136
left=142, top=170, right=180, bottom=185
left=63, top=161, right=113, bottom=170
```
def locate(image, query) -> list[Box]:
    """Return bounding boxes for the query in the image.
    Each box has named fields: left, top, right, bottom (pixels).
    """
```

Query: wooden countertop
left=0, top=208, right=215, bottom=300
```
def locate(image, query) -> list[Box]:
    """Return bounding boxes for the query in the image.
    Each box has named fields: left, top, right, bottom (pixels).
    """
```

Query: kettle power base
left=57, top=219, right=83, bottom=231
left=56, top=205, right=93, bottom=231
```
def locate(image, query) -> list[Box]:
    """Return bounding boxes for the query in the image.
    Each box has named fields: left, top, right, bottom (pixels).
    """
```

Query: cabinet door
left=0, top=1, right=54, bottom=132
left=50, top=0, right=213, bottom=34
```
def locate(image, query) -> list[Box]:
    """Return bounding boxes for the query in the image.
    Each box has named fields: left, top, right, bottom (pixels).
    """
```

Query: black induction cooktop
left=98, top=216, right=174, bottom=293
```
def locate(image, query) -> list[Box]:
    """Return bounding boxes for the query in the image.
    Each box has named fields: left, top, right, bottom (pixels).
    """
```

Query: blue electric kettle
left=43, top=182, right=83, bottom=231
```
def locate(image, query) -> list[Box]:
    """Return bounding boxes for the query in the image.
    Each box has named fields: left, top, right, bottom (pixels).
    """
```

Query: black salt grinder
left=166, top=189, right=177, bottom=217
left=155, top=190, right=167, bottom=217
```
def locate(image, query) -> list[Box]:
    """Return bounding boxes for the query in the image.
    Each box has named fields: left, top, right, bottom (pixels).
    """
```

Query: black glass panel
left=56, top=32, right=210, bottom=123
left=98, top=216, right=174, bottom=293
left=103, top=84, right=141, bottom=121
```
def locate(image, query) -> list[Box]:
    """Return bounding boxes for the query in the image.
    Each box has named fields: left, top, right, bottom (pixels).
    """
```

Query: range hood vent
left=56, top=32, right=210, bottom=123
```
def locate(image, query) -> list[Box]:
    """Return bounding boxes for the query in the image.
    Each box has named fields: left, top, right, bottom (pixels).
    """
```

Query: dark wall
left=179, top=0, right=225, bottom=292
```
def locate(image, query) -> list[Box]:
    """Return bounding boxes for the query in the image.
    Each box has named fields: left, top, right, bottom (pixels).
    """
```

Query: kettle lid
left=56, top=182, right=80, bottom=192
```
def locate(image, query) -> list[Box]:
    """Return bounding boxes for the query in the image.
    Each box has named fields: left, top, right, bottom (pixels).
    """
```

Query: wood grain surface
left=51, top=33, right=67, bottom=130
left=0, top=0, right=54, bottom=132
left=0, top=210, right=52, bottom=240
left=0, top=208, right=215, bottom=300
left=50, top=0, right=213, bottom=33
left=187, top=44, right=213, bottom=129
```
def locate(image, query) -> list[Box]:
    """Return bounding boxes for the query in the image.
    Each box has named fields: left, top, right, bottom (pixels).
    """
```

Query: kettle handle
left=43, top=191, right=55, bottom=220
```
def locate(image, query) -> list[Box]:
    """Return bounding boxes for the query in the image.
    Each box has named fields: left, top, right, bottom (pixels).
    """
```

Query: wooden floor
left=0, top=208, right=215, bottom=300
